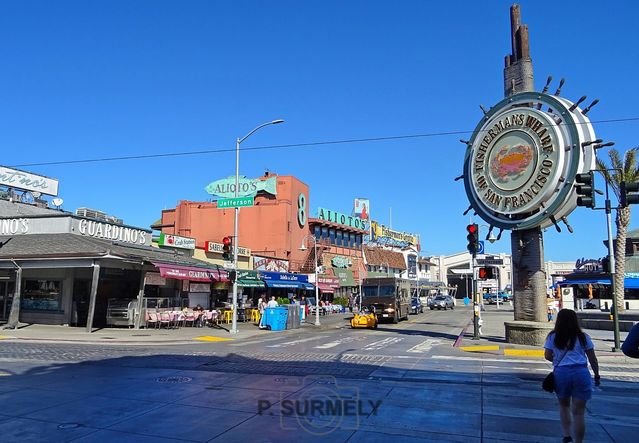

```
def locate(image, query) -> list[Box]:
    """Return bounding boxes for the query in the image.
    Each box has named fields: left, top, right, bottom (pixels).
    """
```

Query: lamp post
left=230, top=119, right=284, bottom=335
left=300, top=235, right=321, bottom=326
left=380, top=261, right=391, bottom=277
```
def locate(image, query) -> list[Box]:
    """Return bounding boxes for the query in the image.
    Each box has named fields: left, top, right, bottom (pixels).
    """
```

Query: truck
left=361, top=277, right=411, bottom=323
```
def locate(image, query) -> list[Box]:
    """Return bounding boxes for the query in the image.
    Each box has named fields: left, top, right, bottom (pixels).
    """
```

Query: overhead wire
left=10, top=116, right=639, bottom=168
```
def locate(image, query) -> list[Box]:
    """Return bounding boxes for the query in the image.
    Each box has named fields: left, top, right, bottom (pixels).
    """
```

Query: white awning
left=449, top=269, right=472, bottom=275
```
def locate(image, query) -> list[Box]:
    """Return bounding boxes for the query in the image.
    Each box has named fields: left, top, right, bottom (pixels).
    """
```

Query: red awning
left=318, top=283, right=335, bottom=294
left=152, top=262, right=228, bottom=282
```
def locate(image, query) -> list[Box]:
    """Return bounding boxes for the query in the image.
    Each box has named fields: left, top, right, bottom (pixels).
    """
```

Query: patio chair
left=168, top=311, right=180, bottom=328
left=158, top=311, right=171, bottom=329
left=202, top=310, right=215, bottom=327
left=146, top=311, right=159, bottom=329
left=184, top=311, right=196, bottom=327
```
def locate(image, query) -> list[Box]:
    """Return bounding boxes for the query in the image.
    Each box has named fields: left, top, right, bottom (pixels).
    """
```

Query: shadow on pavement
left=1, top=342, right=637, bottom=443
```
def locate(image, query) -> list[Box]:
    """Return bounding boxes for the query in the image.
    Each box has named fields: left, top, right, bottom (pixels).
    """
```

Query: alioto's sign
left=317, top=207, right=368, bottom=231
left=464, top=92, right=597, bottom=230
left=205, top=176, right=277, bottom=198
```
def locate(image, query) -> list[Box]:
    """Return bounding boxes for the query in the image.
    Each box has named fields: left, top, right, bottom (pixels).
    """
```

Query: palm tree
left=596, top=147, right=639, bottom=311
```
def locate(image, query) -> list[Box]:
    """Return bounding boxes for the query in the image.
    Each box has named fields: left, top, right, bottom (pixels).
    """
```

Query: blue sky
left=1, top=1, right=638, bottom=262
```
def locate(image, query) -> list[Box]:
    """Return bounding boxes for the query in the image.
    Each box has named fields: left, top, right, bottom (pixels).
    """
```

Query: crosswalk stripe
left=407, top=339, right=442, bottom=353
left=362, top=337, right=403, bottom=351
left=265, top=336, right=322, bottom=348
left=314, top=336, right=367, bottom=349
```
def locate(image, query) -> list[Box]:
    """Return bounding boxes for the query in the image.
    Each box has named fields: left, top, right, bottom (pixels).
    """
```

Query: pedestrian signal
left=478, top=267, right=495, bottom=280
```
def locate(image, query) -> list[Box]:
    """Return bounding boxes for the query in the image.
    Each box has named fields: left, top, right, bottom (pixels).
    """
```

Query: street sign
left=217, top=197, right=254, bottom=209
left=223, top=262, right=236, bottom=270
left=476, top=258, right=504, bottom=266
left=477, top=241, right=485, bottom=254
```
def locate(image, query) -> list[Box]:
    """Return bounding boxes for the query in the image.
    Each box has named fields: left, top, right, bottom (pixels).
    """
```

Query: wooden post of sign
left=4, top=263, right=22, bottom=329
left=502, top=5, right=553, bottom=345
left=85, top=262, right=100, bottom=333
left=134, top=268, right=147, bottom=330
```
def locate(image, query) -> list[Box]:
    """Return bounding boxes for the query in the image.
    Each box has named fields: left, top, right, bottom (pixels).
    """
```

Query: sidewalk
left=457, top=305, right=636, bottom=363
left=0, top=312, right=352, bottom=345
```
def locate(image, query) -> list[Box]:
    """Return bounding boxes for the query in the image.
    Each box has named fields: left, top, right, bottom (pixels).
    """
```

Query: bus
left=361, top=277, right=411, bottom=323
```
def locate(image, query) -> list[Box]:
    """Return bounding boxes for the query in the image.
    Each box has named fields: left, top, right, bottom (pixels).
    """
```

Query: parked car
left=486, top=292, right=511, bottom=304
left=410, top=297, right=423, bottom=314
left=499, top=292, right=512, bottom=302
left=428, top=295, right=455, bottom=310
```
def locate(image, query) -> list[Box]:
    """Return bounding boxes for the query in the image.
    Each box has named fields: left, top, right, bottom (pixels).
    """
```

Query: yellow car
left=351, top=310, right=378, bottom=329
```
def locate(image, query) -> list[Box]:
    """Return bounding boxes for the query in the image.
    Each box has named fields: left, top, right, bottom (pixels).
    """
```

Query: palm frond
left=596, top=157, right=614, bottom=193
left=623, top=148, right=638, bottom=181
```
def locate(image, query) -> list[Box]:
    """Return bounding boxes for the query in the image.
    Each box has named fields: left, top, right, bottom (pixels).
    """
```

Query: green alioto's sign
left=205, top=176, right=277, bottom=198
left=217, top=197, right=254, bottom=209
left=331, top=256, right=351, bottom=268
left=317, top=207, right=368, bottom=231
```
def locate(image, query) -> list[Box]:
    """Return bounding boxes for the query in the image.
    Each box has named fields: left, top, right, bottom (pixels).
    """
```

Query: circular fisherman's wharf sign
left=464, top=92, right=597, bottom=230
left=471, top=107, right=563, bottom=215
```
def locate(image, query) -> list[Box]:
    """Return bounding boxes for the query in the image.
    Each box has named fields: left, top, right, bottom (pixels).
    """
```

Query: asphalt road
left=1, top=306, right=638, bottom=442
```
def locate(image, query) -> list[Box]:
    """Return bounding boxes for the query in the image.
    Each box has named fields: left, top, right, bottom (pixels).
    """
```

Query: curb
left=458, top=345, right=545, bottom=357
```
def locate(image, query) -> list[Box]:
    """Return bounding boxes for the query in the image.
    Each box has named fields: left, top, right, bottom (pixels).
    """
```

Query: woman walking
left=544, top=309, right=600, bottom=443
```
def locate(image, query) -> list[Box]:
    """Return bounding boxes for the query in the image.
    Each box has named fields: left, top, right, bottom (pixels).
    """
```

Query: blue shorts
left=554, top=364, right=592, bottom=401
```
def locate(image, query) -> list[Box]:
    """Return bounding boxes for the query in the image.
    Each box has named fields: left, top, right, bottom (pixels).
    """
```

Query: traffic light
left=575, top=172, right=595, bottom=208
left=222, top=236, right=233, bottom=261
left=478, top=267, right=495, bottom=280
left=466, top=224, right=479, bottom=256
left=620, top=181, right=639, bottom=207
left=228, top=270, right=237, bottom=283
left=601, top=256, right=610, bottom=274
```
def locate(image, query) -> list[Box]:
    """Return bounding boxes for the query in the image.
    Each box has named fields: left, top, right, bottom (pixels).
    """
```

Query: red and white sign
left=152, top=262, right=227, bottom=282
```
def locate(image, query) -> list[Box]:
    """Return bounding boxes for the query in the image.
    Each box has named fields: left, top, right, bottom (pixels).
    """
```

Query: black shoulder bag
left=542, top=349, right=568, bottom=393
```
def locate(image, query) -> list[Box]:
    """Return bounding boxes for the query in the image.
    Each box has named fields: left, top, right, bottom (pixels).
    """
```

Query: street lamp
left=477, top=224, right=497, bottom=244
left=300, top=235, right=321, bottom=326
left=379, top=261, right=391, bottom=277
left=230, top=119, right=284, bottom=335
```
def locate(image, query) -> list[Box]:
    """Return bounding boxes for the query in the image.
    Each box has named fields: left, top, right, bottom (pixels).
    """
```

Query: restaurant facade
left=157, top=173, right=369, bottom=302
left=0, top=208, right=229, bottom=330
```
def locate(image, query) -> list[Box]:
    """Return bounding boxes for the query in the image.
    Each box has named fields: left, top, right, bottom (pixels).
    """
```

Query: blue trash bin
left=264, top=307, right=288, bottom=331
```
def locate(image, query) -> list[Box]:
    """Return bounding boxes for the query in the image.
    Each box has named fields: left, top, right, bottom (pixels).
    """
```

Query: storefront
left=260, top=271, right=314, bottom=301
left=558, top=273, right=639, bottom=310
left=0, top=213, right=226, bottom=330
left=316, top=275, right=340, bottom=300
left=237, top=270, right=265, bottom=307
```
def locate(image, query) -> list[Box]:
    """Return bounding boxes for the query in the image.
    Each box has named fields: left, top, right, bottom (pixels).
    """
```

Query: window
left=321, top=227, right=329, bottom=240
left=329, top=228, right=336, bottom=245
left=314, top=226, right=321, bottom=241
left=349, top=233, right=356, bottom=248
left=22, top=279, right=63, bottom=311
left=336, top=231, right=343, bottom=247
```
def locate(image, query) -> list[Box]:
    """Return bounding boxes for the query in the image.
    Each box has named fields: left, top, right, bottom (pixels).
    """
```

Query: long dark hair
left=552, top=309, right=586, bottom=350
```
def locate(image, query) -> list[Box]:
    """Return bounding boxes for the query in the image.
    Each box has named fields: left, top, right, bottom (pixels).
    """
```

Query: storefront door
left=72, top=279, right=91, bottom=327
left=0, top=281, right=15, bottom=321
